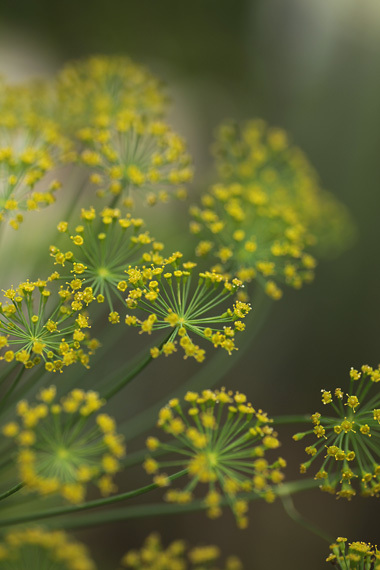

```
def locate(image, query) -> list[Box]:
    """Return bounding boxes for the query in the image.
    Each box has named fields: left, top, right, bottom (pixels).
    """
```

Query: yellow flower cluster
left=0, top=527, right=96, bottom=570
left=296, top=365, right=380, bottom=499
left=2, top=386, right=125, bottom=503
left=0, top=112, right=65, bottom=229
left=326, top=537, right=380, bottom=569
left=120, top=533, right=242, bottom=570
left=144, top=389, right=285, bottom=528
left=0, top=277, right=99, bottom=372
left=56, top=55, right=167, bottom=130
left=123, top=254, right=251, bottom=361
left=190, top=119, right=351, bottom=299
left=50, top=206, right=165, bottom=316
left=78, top=114, right=192, bottom=207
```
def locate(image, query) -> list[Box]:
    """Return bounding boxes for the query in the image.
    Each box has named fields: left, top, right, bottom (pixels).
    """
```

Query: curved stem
left=101, top=333, right=172, bottom=401
left=0, top=366, right=25, bottom=412
left=280, top=492, right=334, bottom=543
left=0, top=482, right=24, bottom=503
left=46, top=478, right=319, bottom=531
left=272, top=414, right=311, bottom=425
left=0, top=469, right=187, bottom=528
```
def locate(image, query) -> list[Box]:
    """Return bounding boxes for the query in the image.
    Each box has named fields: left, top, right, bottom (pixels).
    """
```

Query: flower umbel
left=123, top=254, right=251, bottom=361
left=326, top=537, right=380, bottom=569
left=296, top=365, right=380, bottom=499
left=0, top=527, right=96, bottom=570
left=144, top=389, right=284, bottom=528
left=51, top=206, right=164, bottom=315
left=2, top=386, right=125, bottom=502
left=0, top=277, right=98, bottom=372
left=120, top=532, right=242, bottom=570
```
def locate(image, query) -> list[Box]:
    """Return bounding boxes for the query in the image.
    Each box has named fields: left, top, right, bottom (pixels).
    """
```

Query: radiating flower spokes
left=143, top=389, right=285, bottom=528
left=0, top=275, right=99, bottom=372
left=295, top=364, right=380, bottom=499
left=50, top=206, right=165, bottom=319
left=326, top=537, right=380, bottom=569
left=123, top=253, right=251, bottom=361
left=2, top=385, right=125, bottom=503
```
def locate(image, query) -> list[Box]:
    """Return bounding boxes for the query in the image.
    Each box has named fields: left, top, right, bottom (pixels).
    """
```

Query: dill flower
left=120, top=532, right=242, bottom=570
left=0, top=104, right=66, bottom=229
left=295, top=364, right=380, bottom=499
left=0, top=276, right=98, bottom=372
left=144, top=389, right=285, bottom=528
left=56, top=55, right=167, bottom=131
left=78, top=114, right=192, bottom=207
left=326, top=537, right=380, bottom=569
left=190, top=181, right=316, bottom=299
left=123, top=254, right=251, bottom=361
left=2, top=386, right=125, bottom=503
left=0, top=527, right=96, bottom=570
left=50, top=206, right=165, bottom=316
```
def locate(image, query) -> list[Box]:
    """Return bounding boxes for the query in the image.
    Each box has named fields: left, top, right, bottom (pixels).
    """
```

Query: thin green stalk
left=0, top=366, right=25, bottom=412
left=280, top=492, right=334, bottom=543
left=0, top=469, right=187, bottom=528
left=47, top=478, right=319, bottom=531
left=101, top=332, right=172, bottom=401
left=272, top=414, right=311, bottom=425
left=0, top=482, right=24, bottom=503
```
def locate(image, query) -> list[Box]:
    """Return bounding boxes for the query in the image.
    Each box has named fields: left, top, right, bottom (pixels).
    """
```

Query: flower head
left=144, top=389, right=285, bottom=528
left=56, top=55, right=167, bottom=130
left=0, top=277, right=98, bottom=372
left=50, top=207, right=164, bottom=316
left=296, top=365, right=380, bottom=499
left=2, top=386, right=125, bottom=502
left=123, top=254, right=251, bottom=361
left=326, top=537, right=380, bottom=569
left=120, top=532, right=242, bottom=570
left=0, top=108, right=65, bottom=229
left=78, top=115, right=192, bottom=207
left=0, top=527, right=96, bottom=570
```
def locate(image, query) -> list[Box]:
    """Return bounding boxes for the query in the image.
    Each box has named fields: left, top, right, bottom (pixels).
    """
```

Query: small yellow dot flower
left=50, top=208, right=164, bottom=312
left=2, top=386, right=125, bottom=502
left=0, top=278, right=98, bottom=372
left=120, top=532, right=242, bottom=570
left=0, top=527, right=96, bottom=570
left=56, top=55, right=167, bottom=130
left=123, top=256, right=251, bottom=361
left=327, top=537, right=380, bottom=569
left=297, top=365, right=380, bottom=499
left=144, top=389, right=284, bottom=528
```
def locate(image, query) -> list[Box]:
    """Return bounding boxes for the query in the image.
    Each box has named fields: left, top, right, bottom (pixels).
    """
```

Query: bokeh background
left=1, top=0, right=380, bottom=568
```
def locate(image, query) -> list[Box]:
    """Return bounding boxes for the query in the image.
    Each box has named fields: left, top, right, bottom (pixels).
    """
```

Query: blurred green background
left=1, top=0, right=380, bottom=567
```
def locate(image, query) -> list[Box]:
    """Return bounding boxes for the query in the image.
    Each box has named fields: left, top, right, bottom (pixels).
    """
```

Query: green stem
left=0, top=469, right=187, bottom=528
left=47, top=478, right=319, bottom=531
left=272, top=414, right=311, bottom=425
left=0, top=366, right=25, bottom=412
left=280, top=492, right=334, bottom=543
left=101, top=333, right=172, bottom=401
left=0, top=482, right=24, bottom=503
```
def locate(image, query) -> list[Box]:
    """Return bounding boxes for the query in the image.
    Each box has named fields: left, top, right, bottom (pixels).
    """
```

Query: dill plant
left=0, top=54, right=367, bottom=569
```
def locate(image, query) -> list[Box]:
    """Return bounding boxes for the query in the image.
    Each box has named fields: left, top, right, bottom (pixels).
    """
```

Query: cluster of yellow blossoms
left=295, top=365, right=380, bottom=499
left=120, top=533, right=242, bottom=570
left=190, top=119, right=351, bottom=299
left=56, top=55, right=167, bottom=130
left=2, top=386, right=125, bottom=502
left=0, top=527, right=96, bottom=570
left=0, top=277, right=99, bottom=371
left=327, top=537, right=380, bottom=569
left=144, top=389, right=285, bottom=528
left=123, top=253, right=251, bottom=361
left=50, top=206, right=165, bottom=314
left=79, top=114, right=192, bottom=207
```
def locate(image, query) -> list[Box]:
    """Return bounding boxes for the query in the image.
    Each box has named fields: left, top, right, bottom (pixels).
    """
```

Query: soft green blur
left=1, top=1, right=380, bottom=568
